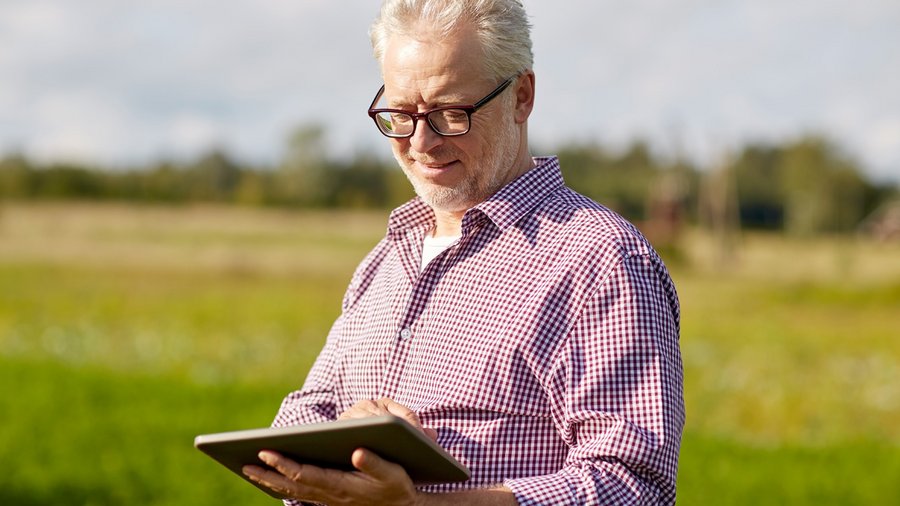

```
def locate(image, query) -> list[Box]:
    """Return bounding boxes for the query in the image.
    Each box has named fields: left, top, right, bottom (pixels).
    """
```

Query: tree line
left=1, top=125, right=896, bottom=236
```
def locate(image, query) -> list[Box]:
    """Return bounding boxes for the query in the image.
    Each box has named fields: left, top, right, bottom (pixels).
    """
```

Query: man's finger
left=377, top=398, right=437, bottom=439
left=338, top=398, right=437, bottom=441
left=378, top=398, right=424, bottom=428
left=338, top=399, right=386, bottom=420
left=350, top=447, right=404, bottom=482
left=256, top=451, right=299, bottom=480
left=242, top=464, right=302, bottom=499
left=246, top=451, right=350, bottom=502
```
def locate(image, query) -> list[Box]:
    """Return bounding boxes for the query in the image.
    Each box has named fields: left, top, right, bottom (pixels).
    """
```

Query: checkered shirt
left=274, top=156, right=685, bottom=505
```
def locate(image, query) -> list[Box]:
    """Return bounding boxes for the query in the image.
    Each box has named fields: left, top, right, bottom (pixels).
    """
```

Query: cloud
left=1, top=0, right=898, bottom=181
left=526, top=0, right=900, bottom=179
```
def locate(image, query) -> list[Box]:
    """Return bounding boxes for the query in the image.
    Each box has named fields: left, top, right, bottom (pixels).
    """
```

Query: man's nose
left=408, top=118, right=444, bottom=153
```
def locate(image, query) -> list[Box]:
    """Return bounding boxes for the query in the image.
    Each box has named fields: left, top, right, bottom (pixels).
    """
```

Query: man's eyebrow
left=387, top=94, right=469, bottom=110
left=385, top=97, right=415, bottom=109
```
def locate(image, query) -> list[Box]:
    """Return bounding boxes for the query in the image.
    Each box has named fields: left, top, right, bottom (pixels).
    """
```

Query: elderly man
left=243, top=0, right=685, bottom=504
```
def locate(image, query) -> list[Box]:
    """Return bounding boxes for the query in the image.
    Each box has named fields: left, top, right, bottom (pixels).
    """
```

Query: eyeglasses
left=367, top=75, right=518, bottom=138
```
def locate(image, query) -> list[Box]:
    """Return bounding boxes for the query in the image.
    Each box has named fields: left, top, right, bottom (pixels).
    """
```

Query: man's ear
left=513, top=70, right=535, bottom=124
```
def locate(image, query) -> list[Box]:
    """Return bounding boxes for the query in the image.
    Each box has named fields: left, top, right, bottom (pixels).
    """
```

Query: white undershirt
left=420, top=234, right=461, bottom=271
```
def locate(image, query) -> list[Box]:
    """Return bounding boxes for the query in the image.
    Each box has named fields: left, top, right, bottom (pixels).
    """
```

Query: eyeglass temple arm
left=369, top=72, right=520, bottom=115
left=472, top=75, right=517, bottom=111
left=368, top=85, right=386, bottom=112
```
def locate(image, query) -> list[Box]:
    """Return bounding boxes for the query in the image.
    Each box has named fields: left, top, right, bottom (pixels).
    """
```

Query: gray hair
left=370, top=0, right=533, bottom=81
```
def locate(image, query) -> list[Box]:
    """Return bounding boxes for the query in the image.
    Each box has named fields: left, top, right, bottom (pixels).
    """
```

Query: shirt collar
left=467, top=156, right=563, bottom=233
left=387, top=156, right=564, bottom=235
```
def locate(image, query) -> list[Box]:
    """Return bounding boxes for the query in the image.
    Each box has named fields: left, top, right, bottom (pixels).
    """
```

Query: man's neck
left=432, top=210, right=464, bottom=238
left=429, top=154, right=537, bottom=238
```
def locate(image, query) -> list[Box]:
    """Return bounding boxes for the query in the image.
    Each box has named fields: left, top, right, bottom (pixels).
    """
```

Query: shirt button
left=399, top=328, right=412, bottom=339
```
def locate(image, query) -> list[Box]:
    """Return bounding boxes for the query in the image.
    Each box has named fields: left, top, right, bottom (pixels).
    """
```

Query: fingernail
left=258, top=451, right=273, bottom=464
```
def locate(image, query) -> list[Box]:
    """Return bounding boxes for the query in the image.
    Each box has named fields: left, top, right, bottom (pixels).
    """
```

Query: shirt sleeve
left=273, top=319, right=343, bottom=506
left=504, top=253, right=685, bottom=505
left=271, top=315, right=343, bottom=428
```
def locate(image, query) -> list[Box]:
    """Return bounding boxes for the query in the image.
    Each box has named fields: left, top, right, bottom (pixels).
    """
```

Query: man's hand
left=243, top=447, right=419, bottom=505
left=242, top=398, right=436, bottom=504
left=339, top=397, right=438, bottom=441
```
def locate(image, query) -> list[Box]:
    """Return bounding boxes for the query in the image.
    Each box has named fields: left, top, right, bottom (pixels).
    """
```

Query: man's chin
left=415, top=187, right=475, bottom=214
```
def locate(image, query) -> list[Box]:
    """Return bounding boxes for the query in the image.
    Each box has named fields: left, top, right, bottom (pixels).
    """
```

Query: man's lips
left=415, top=160, right=458, bottom=170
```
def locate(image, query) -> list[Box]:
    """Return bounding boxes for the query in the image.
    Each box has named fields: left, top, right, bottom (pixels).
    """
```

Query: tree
left=780, top=136, right=866, bottom=235
left=276, top=124, right=329, bottom=206
left=0, top=153, right=35, bottom=198
left=185, top=149, right=242, bottom=201
left=733, top=144, right=784, bottom=229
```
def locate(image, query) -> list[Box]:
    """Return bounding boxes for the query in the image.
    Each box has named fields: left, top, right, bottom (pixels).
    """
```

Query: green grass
left=676, top=272, right=900, bottom=445
left=1, top=203, right=899, bottom=504
left=0, top=262, right=337, bottom=384
left=678, top=432, right=900, bottom=504
left=3, top=360, right=896, bottom=506
left=0, top=357, right=278, bottom=506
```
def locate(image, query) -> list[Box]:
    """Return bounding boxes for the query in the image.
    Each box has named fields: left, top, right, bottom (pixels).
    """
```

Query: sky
left=1, top=0, right=899, bottom=182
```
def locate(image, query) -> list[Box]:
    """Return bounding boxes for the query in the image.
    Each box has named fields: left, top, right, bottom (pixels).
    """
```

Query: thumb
left=351, top=448, right=403, bottom=481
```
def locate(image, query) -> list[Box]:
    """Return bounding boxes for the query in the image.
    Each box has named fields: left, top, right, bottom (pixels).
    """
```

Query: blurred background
left=1, top=0, right=898, bottom=504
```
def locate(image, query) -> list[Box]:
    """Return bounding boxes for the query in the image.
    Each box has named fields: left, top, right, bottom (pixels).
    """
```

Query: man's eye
left=390, top=114, right=413, bottom=124
left=442, top=111, right=467, bottom=123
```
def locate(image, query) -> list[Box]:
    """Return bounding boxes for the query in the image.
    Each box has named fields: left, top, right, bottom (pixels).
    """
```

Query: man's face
left=379, top=25, right=523, bottom=214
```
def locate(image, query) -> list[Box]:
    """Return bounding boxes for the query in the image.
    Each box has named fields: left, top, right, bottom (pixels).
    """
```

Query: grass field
left=1, top=202, right=898, bottom=504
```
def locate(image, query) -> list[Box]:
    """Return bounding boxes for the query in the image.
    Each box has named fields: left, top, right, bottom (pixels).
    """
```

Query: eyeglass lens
left=373, top=109, right=469, bottom=137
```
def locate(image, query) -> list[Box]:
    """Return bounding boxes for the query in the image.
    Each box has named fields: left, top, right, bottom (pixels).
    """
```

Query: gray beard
left=402, top=164, right=502, bottom=212
left=397, top=120, right=519, bottom=213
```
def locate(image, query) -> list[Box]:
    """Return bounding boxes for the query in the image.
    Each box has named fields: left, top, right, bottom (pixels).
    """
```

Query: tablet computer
left=194, top=415, right=470, bottom=498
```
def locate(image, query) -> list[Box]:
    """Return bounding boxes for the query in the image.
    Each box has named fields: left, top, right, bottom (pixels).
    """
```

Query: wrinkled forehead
left=380, top=25, right=490, bottom=108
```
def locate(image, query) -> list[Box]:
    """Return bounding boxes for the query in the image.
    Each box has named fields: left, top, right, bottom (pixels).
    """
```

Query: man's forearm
left=417, top=487, right=517, bottom=506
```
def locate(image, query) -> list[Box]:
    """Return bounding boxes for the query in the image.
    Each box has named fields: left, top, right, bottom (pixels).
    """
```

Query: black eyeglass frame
left=367, top=74, right=519, bottom=138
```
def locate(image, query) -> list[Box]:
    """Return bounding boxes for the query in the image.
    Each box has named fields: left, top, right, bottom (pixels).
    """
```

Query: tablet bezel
left=194, top=415, right=470, bottom=498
